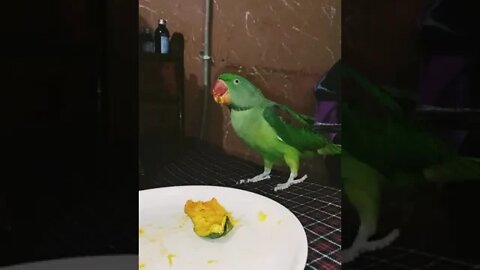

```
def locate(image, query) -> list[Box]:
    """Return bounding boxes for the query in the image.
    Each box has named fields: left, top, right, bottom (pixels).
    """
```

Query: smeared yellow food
left=167, top=253, right=176, bottom=266
left=139, top=263, right=145, bottom=270
left=178, top=215, right=188, bottom=229
left=139, top=227, right=145, bottom=236
left=184, top=198, right=236, bottom=238
left=258, top=211, right=267, bottom=222
left=277, top=219, right=283, bottom=224
left=207, top=259, right=218, bottom=264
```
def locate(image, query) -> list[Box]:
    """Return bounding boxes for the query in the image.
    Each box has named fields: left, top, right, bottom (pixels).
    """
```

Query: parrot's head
left=212, top=73, right=265, bottom=109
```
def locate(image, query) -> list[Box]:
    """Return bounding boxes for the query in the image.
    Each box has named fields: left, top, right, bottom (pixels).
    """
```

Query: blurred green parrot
left=211, top=73, right=341, bottom=191
left=335, top=64, right=480, bottom=263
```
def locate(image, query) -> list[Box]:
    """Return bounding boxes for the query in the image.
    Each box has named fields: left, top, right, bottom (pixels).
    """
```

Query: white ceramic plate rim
left=0, top=255, right=137, bottom=270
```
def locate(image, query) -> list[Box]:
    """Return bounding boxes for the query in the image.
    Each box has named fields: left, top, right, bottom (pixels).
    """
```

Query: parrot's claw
left=342, top=229, right=400, bottom=264
left=237, top=173, right=271, bottom=184
left=341, top=248, right=359, bottom=264
left=363, top=228, right=400, bottom=251
left=274, top=174, right=308, bottom=191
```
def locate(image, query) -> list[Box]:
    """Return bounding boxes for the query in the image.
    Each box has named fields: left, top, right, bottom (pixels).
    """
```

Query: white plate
left=139, top=185, right=308, bottom=270
left=0, top=255, right=136, bottom=270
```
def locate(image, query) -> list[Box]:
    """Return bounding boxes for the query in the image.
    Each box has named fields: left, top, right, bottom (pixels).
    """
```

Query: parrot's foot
left=363, top=228, right=400, bottom=251
left=274, top=174, right=308, bottom=191
left=341, top=229, right=400, bottom=264
left=341, top=248, right=359, bottom=264
left=237, top=172, right=271, bottom=184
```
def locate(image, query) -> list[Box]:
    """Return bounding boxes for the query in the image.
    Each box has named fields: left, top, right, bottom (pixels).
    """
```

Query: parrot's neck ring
left=228, top=104, right=253, bottom=111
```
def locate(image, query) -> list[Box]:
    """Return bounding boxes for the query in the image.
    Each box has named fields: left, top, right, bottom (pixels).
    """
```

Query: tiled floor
left=343, top=246, right=480, bottom=270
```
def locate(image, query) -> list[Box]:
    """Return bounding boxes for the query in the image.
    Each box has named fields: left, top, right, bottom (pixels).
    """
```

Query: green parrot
left=211, top=73, right=341, bottom=191
left=337, top=65, right=480, bottom=263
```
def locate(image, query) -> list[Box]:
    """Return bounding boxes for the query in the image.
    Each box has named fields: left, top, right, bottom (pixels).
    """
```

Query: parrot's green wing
left=276, top=104, right=316, bottom=127
left=263, top=103, right=340, bottom=155
left=342, top=103, right=451, bottom=175
left=341, top=66, right=480, bottom=182
left=340, top=64, right=405, bottom=117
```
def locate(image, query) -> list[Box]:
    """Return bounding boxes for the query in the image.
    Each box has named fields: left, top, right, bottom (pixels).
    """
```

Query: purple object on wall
left=419, top=54, right=469, bottom=150
left=315, top=101, right=337, bottom=123
left=314, top=62, right=341, bottom=141
left=315, top=101, right=338, bottom=141
left=420, top=55, right=468, bottom=107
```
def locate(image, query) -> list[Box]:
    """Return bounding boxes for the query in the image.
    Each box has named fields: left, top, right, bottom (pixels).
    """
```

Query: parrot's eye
left=234, top=79, right=239, bottom=85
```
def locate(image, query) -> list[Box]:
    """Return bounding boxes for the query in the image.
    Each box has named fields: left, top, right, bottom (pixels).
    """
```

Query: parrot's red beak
left=212, top=79, right=231, bottom=105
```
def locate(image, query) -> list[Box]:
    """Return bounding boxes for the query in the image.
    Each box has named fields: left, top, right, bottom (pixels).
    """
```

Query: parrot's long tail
left=317, top=143, right=342, bottom=155
left=423, top=156, right=480, bottom=182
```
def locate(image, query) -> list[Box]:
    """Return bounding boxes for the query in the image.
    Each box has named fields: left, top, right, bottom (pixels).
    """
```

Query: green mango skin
left=203, top=217, right=234, bottom=239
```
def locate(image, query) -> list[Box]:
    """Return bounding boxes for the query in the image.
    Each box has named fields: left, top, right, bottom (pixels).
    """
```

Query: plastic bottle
left=141, top=27, right=155, bottom=53
left=154, top=19, right=170, bottom=54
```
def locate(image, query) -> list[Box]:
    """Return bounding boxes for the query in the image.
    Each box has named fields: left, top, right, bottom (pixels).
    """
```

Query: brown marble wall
left=139, top=0, right=340, bottom=183
left=343, top=0, right=429, bottom=89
